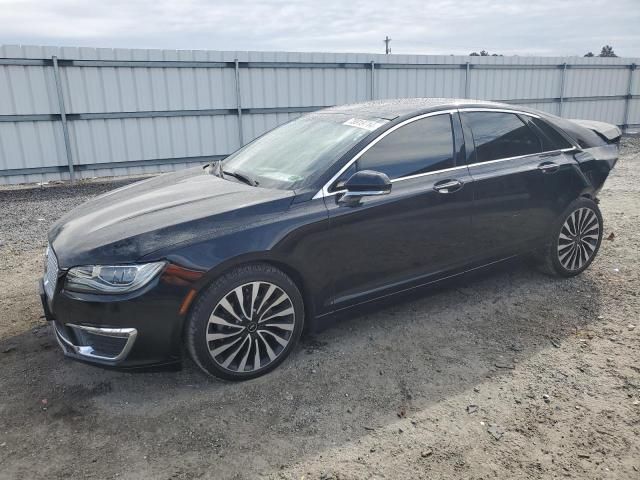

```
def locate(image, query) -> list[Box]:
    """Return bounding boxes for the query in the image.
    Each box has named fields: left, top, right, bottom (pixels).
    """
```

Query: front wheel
left=185, top=264, right=305, bottom=380
left=537, top=197, right=603, bottom=277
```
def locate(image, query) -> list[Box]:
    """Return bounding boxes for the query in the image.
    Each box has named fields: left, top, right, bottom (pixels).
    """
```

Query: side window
left=463, top=112, right=542, bottom=163
left=528, top=117, right=573, bottom=150
left=355, top=114, right=455, bottom=180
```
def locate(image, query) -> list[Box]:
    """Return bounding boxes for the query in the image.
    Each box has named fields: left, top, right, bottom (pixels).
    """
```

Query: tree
left=599, top=45, right=617, bottom=57
left=584, top=51, right=594, bottom=57
left=469, top=50, right=502, bottom=57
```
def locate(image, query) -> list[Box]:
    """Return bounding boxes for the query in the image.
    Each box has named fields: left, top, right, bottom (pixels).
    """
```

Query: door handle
left=537, top=162, right=559, bottom=174
left=433, top=179, right=463, bottom=193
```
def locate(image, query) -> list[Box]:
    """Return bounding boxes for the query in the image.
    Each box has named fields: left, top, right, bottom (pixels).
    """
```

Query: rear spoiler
left=569, top=119, right=622, bottom=144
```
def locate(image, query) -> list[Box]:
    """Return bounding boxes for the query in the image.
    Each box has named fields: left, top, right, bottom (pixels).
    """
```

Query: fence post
left=623, top=63, right=636, bottom=132
left=234, top=58, right=244, bottom=147
left=464, top=62, right=470, bottom=98
left=51, top=56, right=75, bottom=183
left=370, top=61, right=375, bottom=100
left=559, top=62, right=567, bottom=117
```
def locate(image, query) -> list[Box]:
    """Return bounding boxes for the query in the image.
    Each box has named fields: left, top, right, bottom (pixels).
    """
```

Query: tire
left=185, top=263, right=305, bottom=380
left=537, top=197, right=603, bottom=277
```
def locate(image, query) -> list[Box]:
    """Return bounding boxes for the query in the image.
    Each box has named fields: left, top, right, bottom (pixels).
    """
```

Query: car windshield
left=221, top=113, right=388, bottom=190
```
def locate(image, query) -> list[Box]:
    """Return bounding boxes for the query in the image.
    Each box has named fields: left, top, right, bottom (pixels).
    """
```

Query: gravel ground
left=0, top=139, right=639, bottom=479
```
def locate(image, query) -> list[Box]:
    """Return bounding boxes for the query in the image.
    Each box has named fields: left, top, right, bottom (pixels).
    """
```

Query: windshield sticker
left=342, top=118, right=387, bottom=131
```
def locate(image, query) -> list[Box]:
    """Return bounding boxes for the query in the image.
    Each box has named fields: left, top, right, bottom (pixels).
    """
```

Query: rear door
left=460, top=109, right=580, bottom=258
left=461, top=110, right=544, bottom=257
left=519, top=115, right=585, bottom=237
left=323, top=112, right=474, bottom=308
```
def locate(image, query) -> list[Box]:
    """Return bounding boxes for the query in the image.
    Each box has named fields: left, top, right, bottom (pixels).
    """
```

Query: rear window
left=463, top=112, right=542, bottom=163
left=528, top=117, right=573, bottom=151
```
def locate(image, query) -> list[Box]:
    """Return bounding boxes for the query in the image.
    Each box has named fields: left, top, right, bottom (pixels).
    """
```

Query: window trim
left=390, top=164, right=468, bottom=182
left=465, top=147, right=576, bottom=168
left=461, top=109, right=544, bottom=165
left=459, top=109, right=577, bottom=167
left=462, top=108, right=579, bottom=151
left=313, top=109, right=457, bottom=199
left=523, top=115, right=576, bottom=152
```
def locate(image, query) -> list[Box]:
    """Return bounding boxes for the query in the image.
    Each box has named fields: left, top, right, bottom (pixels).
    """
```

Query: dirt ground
left=0, top=139, right=638, bottom=480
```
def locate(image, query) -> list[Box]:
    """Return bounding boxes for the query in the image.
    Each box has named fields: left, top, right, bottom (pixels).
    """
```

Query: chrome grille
left=43, top=245, right=58, bottom=300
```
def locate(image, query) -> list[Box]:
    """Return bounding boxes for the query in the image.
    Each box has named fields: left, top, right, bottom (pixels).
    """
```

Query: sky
left=0, top=0, right=639, bottom=58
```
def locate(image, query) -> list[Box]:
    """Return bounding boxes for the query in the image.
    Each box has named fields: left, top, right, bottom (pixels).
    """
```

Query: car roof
left=318, top=98, right=522, bottom=120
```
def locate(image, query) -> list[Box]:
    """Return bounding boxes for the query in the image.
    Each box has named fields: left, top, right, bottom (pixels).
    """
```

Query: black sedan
left=41, top=98, right=620, bottom=380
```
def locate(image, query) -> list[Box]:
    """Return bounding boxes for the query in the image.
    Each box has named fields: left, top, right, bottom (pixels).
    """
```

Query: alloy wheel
left=206, top=282, right=295, bottom=373
left=557, top=207, right=600, bottom=271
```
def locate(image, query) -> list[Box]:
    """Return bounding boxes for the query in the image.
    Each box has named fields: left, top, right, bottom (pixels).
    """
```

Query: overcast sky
left=0, top=0, right=638, bottom=57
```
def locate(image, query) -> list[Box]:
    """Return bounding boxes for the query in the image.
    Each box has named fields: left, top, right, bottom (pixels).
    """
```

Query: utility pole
left=384, top=36, right=391, bottom=54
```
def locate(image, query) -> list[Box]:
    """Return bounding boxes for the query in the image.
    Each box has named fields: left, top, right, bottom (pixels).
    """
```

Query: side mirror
left=339, top=170, right=392, bottom=203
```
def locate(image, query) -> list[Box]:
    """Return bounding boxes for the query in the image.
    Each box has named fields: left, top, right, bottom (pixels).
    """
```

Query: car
left=40, top=98, right=621, bottom=380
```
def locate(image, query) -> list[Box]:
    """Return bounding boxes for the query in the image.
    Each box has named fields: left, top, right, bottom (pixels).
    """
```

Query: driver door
left=323, top=113, right=475, bottom=308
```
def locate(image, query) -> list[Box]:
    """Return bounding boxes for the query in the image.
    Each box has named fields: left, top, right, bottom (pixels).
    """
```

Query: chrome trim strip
left=53, top=323, right=137, bottom=363
left=53, top=323, right=73, bottom=351
left=43, top=244, right=59, bottom=301
left=457, top=107, right=542, bottom=118
left=339, top=190, right=390, bottom=199
left=313, top=110, right=457, bottom=200
left=433, top=180, right=462, bottom=190
left=325, top=165, right=470, bottom=199
left=466, top=147, right=577, bottom=168
left=390, top=165, right=468, bottom=183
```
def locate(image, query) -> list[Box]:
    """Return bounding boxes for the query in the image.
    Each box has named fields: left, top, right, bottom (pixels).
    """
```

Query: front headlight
left=65, top=262, right=166, bottom=294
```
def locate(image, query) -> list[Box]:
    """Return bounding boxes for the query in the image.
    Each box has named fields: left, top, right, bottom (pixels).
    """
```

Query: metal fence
left=1, top=45, right=638, bottom=184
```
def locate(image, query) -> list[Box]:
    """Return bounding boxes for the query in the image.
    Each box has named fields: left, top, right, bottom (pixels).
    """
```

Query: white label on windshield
left=343, top=118, right=386, bottom=131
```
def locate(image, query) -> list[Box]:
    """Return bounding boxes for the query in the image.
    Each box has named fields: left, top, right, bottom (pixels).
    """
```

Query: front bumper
left=39, top=273, right=189, bottom=369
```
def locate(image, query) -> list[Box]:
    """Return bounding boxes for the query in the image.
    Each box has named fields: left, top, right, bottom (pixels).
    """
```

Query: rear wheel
left=538, top=198, right=603, bottom=277
left=186, top=264, right=304, bottom=380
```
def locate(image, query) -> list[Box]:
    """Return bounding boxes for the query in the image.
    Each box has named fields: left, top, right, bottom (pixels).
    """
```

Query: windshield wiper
left=205, top=161, right=222, bottom=178
left=222, top=170, right=257, bottom=186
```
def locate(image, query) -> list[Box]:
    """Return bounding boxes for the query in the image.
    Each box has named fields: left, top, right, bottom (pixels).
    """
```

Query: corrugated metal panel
left=562, top=99, right=627, bottom=124
left=471, top=57, right=562, bottom=101
left=564, top=67, right=630, bottom=97
left=1, top=45, right=639, bottom=184
left=239, top=51, right=371, bottom=108
left=627, top=100, right=640, bottom=127
left=61, top=63, right=237, bottom=114
left=511, top=101, right=559, bottom=116
left=632, top=69, right=640, bottom=96
left=68, top=115, right=238, bottom=165
left=0, top=120, right=67, bottom=179
left=375, top=55, right=465, bottom=100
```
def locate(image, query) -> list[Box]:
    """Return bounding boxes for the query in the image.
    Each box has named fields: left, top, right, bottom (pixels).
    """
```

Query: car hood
left=49, top=167, right=294, bottom=267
